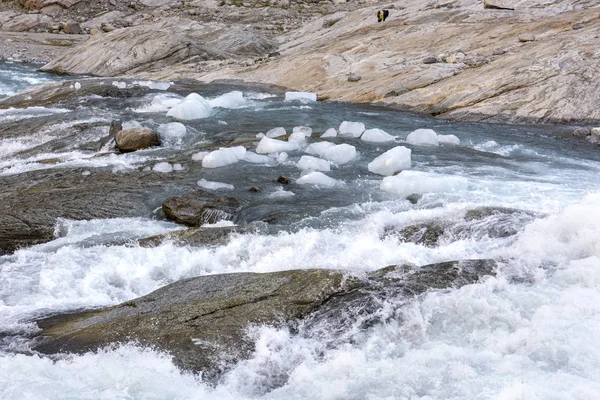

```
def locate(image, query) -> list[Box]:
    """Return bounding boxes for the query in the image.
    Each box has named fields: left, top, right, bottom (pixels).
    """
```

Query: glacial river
left=1, top=62, right=600, bottom=399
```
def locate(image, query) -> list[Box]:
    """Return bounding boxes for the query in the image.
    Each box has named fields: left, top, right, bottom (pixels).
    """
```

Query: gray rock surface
left=162, top=189, right=241, bottom=226
left=32, top=260, right=496, bottom=377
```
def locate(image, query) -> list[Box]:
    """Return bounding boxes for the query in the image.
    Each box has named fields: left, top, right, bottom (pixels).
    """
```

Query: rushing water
left=1, top=63, right=600, bottom=399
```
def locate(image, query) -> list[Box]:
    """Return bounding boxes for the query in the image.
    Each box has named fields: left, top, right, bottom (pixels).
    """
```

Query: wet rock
left=162, top=190, right=240, bottom=227
left=115, top=127, right=160, bottom=153
left=518, top=33, right=535, bottom=42
left=32, top=260, right=495, bottom=378
left=32, top=269, right=350, bottom=378
left=277, top=176, right=290, bottom=184
left=248, top=186, right=263, bottom=192
left=405, top=193, right=422, bottom=204
left=62, top=20, right=81, bottom=35
left=390, top=223, right=445, bottom=247
left=483, top=0, right=515, bottom=10
left=572, top=127, right=591, bottom=137
left=138, top=226, right=239, bottom=247
left=347, top=73, right=362, bottom=82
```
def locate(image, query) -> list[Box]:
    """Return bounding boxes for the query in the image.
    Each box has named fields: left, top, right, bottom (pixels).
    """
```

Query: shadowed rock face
left=162, top=190, right=241, bottom=227
left=31, top=260, right=496, bottom=380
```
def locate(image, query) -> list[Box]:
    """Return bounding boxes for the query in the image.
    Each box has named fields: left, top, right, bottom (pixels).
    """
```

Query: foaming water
left=1, top=70, right=600, bottom=398
left=0, top=61, right=68, bottom=97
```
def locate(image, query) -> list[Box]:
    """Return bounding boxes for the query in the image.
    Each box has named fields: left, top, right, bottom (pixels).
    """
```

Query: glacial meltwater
left=1, top=62, right=600, bottom=399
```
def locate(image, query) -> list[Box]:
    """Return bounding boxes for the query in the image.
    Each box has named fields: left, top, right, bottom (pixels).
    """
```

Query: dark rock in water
left=0, top=168, right=183, bottom=254
left=162, top=190, right=240, bottom=227
left=32, top=260, right=495, bottom=379
left=32, top=269, right=350, bottom=378
left=572, top=127, right=591, bottom=137
left=347, top=73, right=362, bottom=82
left=277, top=176, right=290, bottom=184
left=391, top=223, right=445, bottom=247
left=248, top=186, right=263, bottom=193
left=463, top=206, right=529, bottom=221
left=406, top=193, right=422, bottom=204
left=138, top=226, right=240, bottom=247
left=115, top=127, right=160, bottom=153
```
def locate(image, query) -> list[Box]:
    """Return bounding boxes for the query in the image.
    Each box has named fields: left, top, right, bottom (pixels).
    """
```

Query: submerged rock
left=162, top=189, right=240, bottom=226
left=32, top=260, right=495, bottom=379
left=115, top=127, right=161, bottom=152
left=138, top=226, right=240, bottom=247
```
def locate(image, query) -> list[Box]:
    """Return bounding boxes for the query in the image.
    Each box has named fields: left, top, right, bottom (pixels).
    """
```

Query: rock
left=162, top=189, right=240, bottom=227
left=40, top=18, right=276, bottom=76
left=0, top=13, right=51, bottom=32
left=138, top=226, right=239, bottom=247
left=384, top=87, right=409, bottom=97
left=268, top=51, right=281, bottom=57
left=89, top=27, right=101, bottom=35
left=483, top=0, right=515, bottom=10
left=347, top=73, right=361, bottom=82
left=277, top=176, right=290, bottom=184
left=464, top=55, right=489, bottom=68
left=444, top=52, right=465, bottom=63
left=518, top=33, right=535, bottom=42
left=248, top=186, right=262, bottom=192
left=591, top=127, right=600, bottom=137
left=390, top=223, right=445, bottom=247
left=405, top=193, right=422, bottom=204
left=101, top=23, right=116, bottom=32
left=492, top=48, right=506, bottom=56
left=62, top=20, right=81, bottom=35
left=572, top=23, right=584, bottom=30
left=115, top=127, right=160, bottom=152
left=423, top=55, right=438, bottom=64
left=32, top=260, right=495, bottom=378
left=572, top=127, right=591, bottom=137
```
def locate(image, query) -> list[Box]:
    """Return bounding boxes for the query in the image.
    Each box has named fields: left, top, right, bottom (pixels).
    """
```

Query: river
left=1, top=62, right=599, bottom=399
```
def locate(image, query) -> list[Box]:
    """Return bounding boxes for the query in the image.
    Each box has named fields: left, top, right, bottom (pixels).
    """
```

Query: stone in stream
left=162, top=190, right=240, bottom=227
left=138, top=226, right=240, bottom=247
left=115, top=127, right=161, bottom=152
left=31, top=260, right=496, bottom=380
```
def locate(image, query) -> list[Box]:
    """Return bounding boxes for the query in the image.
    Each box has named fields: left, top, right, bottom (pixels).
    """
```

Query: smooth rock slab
left=32, top=260, right=495, bottom=379
left=162, top=189, right=240, bottom=226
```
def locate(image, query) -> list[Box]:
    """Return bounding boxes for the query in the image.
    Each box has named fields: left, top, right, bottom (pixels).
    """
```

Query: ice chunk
left=288, top=131, right=308, bottom=143
left=243, top=151, right=275, bottom=164
left=266, top=127, right=286, bottom=138
left=208, top=91, right=246, bottom=109
left=361, top=128, right=395, bottom=143
left=122, top=120, right=142, bottom=130
left=322, top=143, right=357, bottom=165
left=381, top=171, right=468, bottom=197
left=256, top=132, right=265, bottom=138
left=133, top=80, right=171, bottom=90
left=296, top=171, right=338, bottom=187
left=134, top=93, right=182, bottom=113
left=285, top=92, right=317, bottom=102
left=305, top=141, right=335, bottom=157
left=152, top=162, right=173, bottom=173
left=74, top=82, right=81, bottom=90
left=198, top=178, right=234, bottom=190
left=276, top=152, right=289, bottom=163
left=296, top=155, right=331, bottom=172
left=256, top=137, right=299, bottom=154
left=321, top=128, right=337, bottom=138
left=293, top=126, right=312, bottom=137
left=166, top=93, right=212, bottom=120
left=406, top=128, right=439, bottom=146
left=368, top=146, right=411, bottom=176
left=202, top=146, right=246, bottom=168
left=157, top=122, right=187, bottom=145
left=192, top=151, right=209, bottom=162
left=438, top=134, right=460, bottom=145
left=112, top=81, right=127, bottom=89
left=339, top=121, right=365, bottom=137
left=173, top=163, right=183, bottom=171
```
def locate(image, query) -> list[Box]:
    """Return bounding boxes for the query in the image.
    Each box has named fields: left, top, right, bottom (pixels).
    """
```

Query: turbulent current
left=1, top=62, right=600, bottom=399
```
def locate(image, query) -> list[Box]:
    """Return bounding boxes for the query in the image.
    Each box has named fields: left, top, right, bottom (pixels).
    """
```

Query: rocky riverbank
left=1, top=0, right=599, bottom=124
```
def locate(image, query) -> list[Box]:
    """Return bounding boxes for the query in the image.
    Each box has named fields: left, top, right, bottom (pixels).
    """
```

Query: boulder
left=572, top=127, right=591, bottom=137
left=115, top=127, right=160, bottom=152
left=347, top=73, right=362, bottom=82
left=0, top=13, right=52, bottom=32
left=483, top=0, right=515, bottom=10
left=62, top=20, right=81, bottom=34
left=591, top=127, right=600, bottom=137
left=162, top=190, right=240, bottom=226
left=138, top=226, right=240, bottom=247
left=423, top=55, right=438, bottom=64
left=32, top=260, right=495, bottom=378
left=518, top=33, right=535, bottom=42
